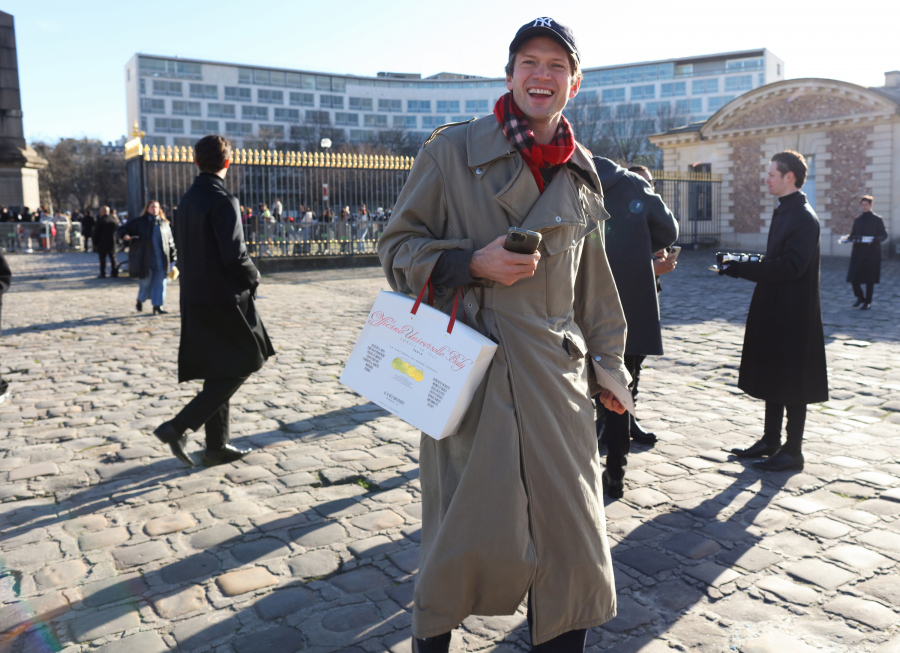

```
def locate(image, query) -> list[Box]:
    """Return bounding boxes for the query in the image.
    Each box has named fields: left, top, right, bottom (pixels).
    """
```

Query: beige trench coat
left=377, top=115, right=629, bottom=644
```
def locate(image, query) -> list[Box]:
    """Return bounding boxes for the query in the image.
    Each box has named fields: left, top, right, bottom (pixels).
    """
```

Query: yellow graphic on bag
left=391, top=358, right=425, bottom=382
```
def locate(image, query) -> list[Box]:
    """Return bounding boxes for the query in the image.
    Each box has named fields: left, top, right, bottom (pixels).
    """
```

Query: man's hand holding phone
left=470, top=232, right=541, bottom=286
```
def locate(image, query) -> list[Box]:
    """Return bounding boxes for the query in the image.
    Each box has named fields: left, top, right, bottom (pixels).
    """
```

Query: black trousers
left=172, top=375, right=249, bottom=450
left=98, top=250, right=117, bottom=276
left=762, top=402, right=806, bottom=455
left=852, top=281, right=874, bottom=303
left=599, top=355, right=644, bottom=482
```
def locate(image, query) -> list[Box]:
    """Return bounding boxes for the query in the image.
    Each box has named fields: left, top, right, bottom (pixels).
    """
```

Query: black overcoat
left=846, top=211, right=888, bottom=284
left=174, top=172, right=274, bottom=383
left=0, top=250, right=10, bottom=335
left=81, top=214, right=95, bottom=239
left=729, top=191, right=828, bottom=405
left=93, top=215, right=119, bottom=253
left=117, top=213, right=176, bottom=279
left=594, top=157, right=678, bottom=356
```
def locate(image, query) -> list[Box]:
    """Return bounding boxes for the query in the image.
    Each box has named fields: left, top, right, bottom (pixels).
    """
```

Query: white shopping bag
left=340, top=284, right=498, bottom=439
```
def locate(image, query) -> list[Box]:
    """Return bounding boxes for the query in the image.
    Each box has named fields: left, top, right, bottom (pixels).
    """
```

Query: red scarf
left=493, top=92, right=576, bottom=193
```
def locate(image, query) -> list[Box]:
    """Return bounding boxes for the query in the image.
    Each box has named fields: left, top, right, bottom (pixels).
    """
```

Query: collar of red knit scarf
left=493, top=92, right=576, bottom=193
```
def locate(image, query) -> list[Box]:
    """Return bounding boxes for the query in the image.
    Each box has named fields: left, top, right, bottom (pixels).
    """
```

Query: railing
left=0, top=222, right=84, bottom=253
left=126, top=140, right=412, bottom=259
left=647, top=170, right=721, bottom=246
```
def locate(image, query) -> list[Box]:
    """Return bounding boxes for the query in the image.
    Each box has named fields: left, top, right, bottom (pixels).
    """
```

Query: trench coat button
left=555, top=216, right=562, bottom=222
left=475, top=167, right=483, bottom=175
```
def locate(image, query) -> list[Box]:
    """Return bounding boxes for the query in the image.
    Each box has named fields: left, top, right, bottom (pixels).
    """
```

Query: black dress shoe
left=412, top=632, right=451, bottom=653
left=153, top=421, right=194, bottom=467
left=853, top=298, right=864, bottom=307
left=630, top=419, right=657, bottom=445
left=602, top=470, right=624, bottom=499
left=731, top=439, right=780, bottom=459
left=136, top=300, right=143, bottom=312
left=860, top=302, right=871, bottom=311
left=202, top=444, right=252, bottom=467
left=152, top=306, right=168, bottom=315
left=752, top=450, right=804, bottom=472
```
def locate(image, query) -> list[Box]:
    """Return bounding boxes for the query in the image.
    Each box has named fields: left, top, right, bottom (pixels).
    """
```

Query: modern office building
left=124, top=48, right=784, bottom=149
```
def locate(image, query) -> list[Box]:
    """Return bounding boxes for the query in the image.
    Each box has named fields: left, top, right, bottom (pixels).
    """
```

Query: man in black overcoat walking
left=722, top=150, right=829, bottom=472
left=594, top=157, right=678, bottom=497
left=846, top=195, right=888, bottom=310
left=153, top=135, right=275, bottom=467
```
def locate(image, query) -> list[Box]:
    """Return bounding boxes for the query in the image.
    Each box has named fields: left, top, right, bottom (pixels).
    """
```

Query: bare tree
left=32, top=138, right=126, bottom=212
left=565, top=93, right=613, bottom=154
left=600, top=104, right=660, bottom=167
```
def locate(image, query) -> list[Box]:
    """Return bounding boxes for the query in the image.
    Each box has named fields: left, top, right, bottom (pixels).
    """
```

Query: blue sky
left=11, top=0, right=897, bottom=144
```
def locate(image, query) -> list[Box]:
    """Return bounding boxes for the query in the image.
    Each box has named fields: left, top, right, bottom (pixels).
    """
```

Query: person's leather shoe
left=411, top=632, right=451, bottom=653
left=853, top=298, right=864, bottom=307
left=860, top=302, right=871, bottom=311
left=202, top=444, right=252, bottom=467
left=153, top=306, right=168, bottom=315
left=630, top=419, right=657, bottom=445
left=602, top=470, right=624, bottom=499
left=731, top=439, right=780, bottom=459
left=136, top=300, right=143, bottom=312
left=153, top=421, right=194, bottom=467
left=753, top=450, right=804, bottom=472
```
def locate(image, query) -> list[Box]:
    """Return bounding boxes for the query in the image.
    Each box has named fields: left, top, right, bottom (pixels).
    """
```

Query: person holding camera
left=722, top=151, right=828, bottom=472
left=379, top=18, right=628, bottom=652
left=152, top=135, right=275, bottom=468
left=593, top=157, right=678, bottom=498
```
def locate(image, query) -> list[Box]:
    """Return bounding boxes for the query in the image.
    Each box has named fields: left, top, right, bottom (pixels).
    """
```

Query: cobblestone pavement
left=1, top=249, right=899, bottom=653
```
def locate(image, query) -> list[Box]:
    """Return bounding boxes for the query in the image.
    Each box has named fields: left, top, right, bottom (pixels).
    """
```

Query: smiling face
left=506, top=36, right=580, bottom=131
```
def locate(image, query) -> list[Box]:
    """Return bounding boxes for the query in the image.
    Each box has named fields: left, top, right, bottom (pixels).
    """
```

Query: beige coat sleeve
left=574, top=228, right=631, bottom=395
left=377, top=148, right=474, bottom=302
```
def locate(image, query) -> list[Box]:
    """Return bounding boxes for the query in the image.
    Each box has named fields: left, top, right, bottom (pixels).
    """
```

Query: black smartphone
left=503, top=227, right=542, bottom=254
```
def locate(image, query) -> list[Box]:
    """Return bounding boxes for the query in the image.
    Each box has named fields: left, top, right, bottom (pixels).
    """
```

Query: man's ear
left=505, top=75, right=513, bottom=93
left=569, top=76, right=581, bottom=99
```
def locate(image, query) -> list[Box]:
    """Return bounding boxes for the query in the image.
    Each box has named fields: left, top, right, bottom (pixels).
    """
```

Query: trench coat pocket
left=563, top=330, right=588, bottom=360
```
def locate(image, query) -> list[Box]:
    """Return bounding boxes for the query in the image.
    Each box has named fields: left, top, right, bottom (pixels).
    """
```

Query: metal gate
left=125, top=139, right=413, bottom=258
left=649, top=170, right=722, bottom=246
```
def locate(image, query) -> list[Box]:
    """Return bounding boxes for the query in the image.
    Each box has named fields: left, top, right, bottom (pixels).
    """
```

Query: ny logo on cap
left=533, top=17, right=553, bottom=27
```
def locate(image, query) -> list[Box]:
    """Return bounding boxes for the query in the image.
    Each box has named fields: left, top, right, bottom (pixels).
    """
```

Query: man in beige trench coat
left=378, top=18, right=629, bottom=653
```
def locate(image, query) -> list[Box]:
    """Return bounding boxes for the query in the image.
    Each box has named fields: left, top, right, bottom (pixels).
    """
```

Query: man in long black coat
left=594, top=157, right=678, bottom=497
left=154, top=135, right=275, bottom=467
left=722, top=150, right=828, bottom=472
left=0, top=250, right=9, bottom=402
left=846, top=195, right=888, bottom=310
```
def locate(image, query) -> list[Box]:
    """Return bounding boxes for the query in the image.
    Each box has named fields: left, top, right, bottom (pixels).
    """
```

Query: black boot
left=753, top=449, right=804, bottom=472
left=630, top=418, right=657, bottom=445
left=860, top=302, right=871, bottom=311
left=202, top=444, right=252, bottom=467
left=136, top=300, right=143, bottom=312
left=153, top=306, right=168, bottom=315
left=412, top=632, right=451, bottom=653
left=602, top=470, right=624, bottom=499
left=853, top=298, right=864, bottom=307
left=731, top=439, right=780, bottom=459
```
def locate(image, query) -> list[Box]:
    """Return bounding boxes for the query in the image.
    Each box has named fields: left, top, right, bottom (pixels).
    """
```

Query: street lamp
left=320, top=138, right=332, bottom=149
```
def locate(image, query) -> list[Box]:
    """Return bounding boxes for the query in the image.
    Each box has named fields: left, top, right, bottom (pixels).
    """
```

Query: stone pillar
left=0, top=11, right=47, bottom=211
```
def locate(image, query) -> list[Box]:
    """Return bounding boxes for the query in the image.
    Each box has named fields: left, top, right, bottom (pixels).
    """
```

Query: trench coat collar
left=466, top=115, right=601, bottom=182
left=467, top=116, right=602, bottom=225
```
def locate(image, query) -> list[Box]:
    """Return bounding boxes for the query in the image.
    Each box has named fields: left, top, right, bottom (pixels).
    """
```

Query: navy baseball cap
left=509, top=17, right=580, bottom=63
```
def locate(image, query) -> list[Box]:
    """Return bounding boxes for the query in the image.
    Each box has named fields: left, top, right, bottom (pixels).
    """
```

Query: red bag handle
left=411, top=278, right=467, bottom=335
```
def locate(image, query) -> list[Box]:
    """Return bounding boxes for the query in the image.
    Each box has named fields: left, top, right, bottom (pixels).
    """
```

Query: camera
left=510, top=232, right=525, bottom=242
left=716, top=251, right=764, bottom=266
